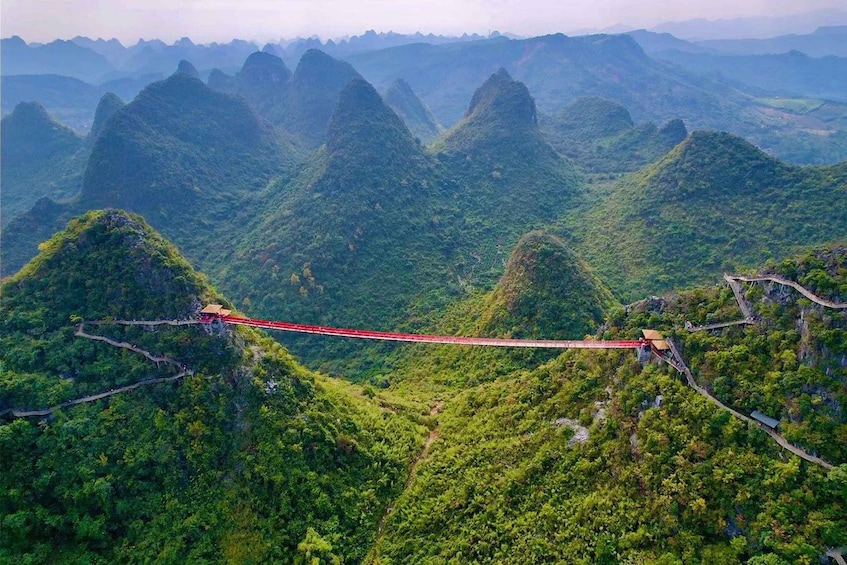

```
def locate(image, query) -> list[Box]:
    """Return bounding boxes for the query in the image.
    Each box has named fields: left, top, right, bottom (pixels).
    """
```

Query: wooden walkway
left=686, top=272, right=845, bottom=332
left=664, top=338, right=834, bottom=471
left=684, top=275, right=755, bottom=332
left=826, top=547, right=847, bottom=565
left=94, top=319, right=203, bottom=327
left=75, top=323, right=181, bottom=367
left=3, top=323, right=193, bottom=419
left=724, top=274, right=756, bottom=320
left=7, top=371, right=193, bottom=418
left=732, top=274, right=847, bottom=310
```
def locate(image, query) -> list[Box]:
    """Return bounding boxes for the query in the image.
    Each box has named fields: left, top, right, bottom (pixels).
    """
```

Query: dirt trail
left=366, top=400, right=445, bottom=563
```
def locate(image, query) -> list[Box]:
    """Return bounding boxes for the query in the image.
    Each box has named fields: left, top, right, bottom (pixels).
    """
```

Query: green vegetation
left=212, top=49, right=362, bottom=147
left=571, top=131, right=847, bottom=301
left=1, top=71, right=306, bottom=278
left=374, top=351, right=847, bottom=564
left=383, top=78, right=442, bottom=143
left=200, top=70, right=584, bottom=371
left=3, top=209, right=846, bottom=562
left=0, top=210, right=425, bottom=563
left=3, top=36, right=847, bottom=564
left=373, top=229, right=618, bottom=401
left=369, top=244, right=847, bottom=564
left=82, top=72, right=301, bottom=221
left=541, top=96, right=688, bottom=172
left=0, top=102, right=87, bottom=226
left=87, top=92, right=125, bottom=142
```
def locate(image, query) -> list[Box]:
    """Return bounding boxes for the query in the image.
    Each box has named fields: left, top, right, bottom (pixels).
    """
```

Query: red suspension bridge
left=199, top=305, right=669, bottom=354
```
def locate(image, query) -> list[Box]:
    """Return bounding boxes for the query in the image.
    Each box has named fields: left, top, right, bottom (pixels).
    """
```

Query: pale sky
left=2, top=0, right=843, bottom=44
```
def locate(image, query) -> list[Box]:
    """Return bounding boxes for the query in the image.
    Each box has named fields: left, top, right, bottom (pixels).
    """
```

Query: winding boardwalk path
left=3, top=323, right=192, bottom=419
left=685, top=319, right=751, bottom=333
left=94, top=319, right=203, bottom=327
left=724, top=274, right=756, bottom=320
left=665, top=338, right=834, bottom=471
left=8, top=371, right=193, bottom=418
left=731, top=274, right=847, bottom=309
left=685, top=275, right=756, bottom=332
left=75, top=323, right=180, bottom=367
left=685, top=272, right=845, bottom=332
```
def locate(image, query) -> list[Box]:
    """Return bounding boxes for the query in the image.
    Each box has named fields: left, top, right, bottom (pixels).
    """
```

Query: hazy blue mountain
left=650, top=8, right=847, bottom=40
left=175, top=59, right=200, bottom=78
left=115, top=37, right=259, bottom=76
left=1, top=73, right=159, bottom=132
left=70, top=36, right=127, bottom=65
left=87, top=92, right=125, bottom=141
left=346, top=33, right=847, bottom=164
left=625, top=29, right=712, bottom=55
left=279, top=29, right=491, bottom=65
left=1, top=36, right=115, bottom=82
left=224, top=51, right=292, bottom=117
left=282, top=49, right=362, bottom=146
left=1, top=75, right=99, bottom=131
left=541, top=96, right=688, bottom=172
left=656, top=49, right=847, bottom=102
left=696, top=25, right=847, bottom=57
left=383, top=78, right=442, bottom=143
left=81, top=72, right=294, bottom=228
left=346, top=34, right=742, bottom=128
left=207, top=49, right=359, bottom=146
left=0, top=102, right=87, bottom=225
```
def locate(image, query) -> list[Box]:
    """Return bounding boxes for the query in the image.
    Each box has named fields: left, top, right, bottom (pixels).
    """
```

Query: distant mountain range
left=346, top=33, right=847, bottom=163
left=648, top=8, right=847, bottom=40
left=1, top=31, right=495, bottom=85
left=5, top=28, right=847, bottom=165
left=695, top=25, right=847, bottom=57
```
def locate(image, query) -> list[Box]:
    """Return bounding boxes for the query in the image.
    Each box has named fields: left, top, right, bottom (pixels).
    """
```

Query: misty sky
left=3, top=0, right=843, bottom=44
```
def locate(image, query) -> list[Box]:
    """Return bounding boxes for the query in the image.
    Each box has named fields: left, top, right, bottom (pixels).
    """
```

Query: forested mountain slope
left=0, top=102, right=87, bottom=225
left=434, top=69, right=582, bottom=246
left=81, top=72, right=296, bottom=220
left=381, top=229, right=618, bottom=396
left=371, top=244, right=847, bottom=564
left=1, top=69, right=305, bottom=277
left=0, top=210, right=425, bottom=563
left=541, top=96, right=688, bottom=173
left=215, top=76, right=447, bottom=348
left=210, top=70, right=583, bottom=370
left=572, top=131, right=847, bottom=300
left=87, top=92, right=125, bottom=142
left=383, top=78, right=442, bottom=143
left=209, top=49, right=362, bottom=147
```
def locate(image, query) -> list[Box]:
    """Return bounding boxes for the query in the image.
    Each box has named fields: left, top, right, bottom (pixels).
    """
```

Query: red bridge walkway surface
left=206, top=313, right=650, bottom=350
